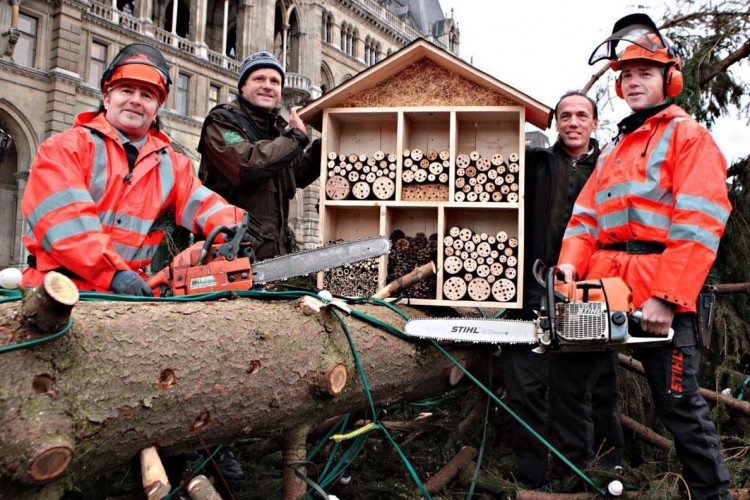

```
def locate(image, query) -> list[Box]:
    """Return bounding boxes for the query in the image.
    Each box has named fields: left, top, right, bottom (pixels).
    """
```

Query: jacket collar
left=617, top=102, right=671, bottom=134
left=236, top=95, right=285, bottom=134
left=75, top=111, right=170, bottom=155
left=552, top=136, right=600, bottom=165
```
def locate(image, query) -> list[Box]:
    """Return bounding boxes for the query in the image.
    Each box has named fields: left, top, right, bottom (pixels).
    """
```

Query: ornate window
left=13, top=13, right=38, bottom=68
left=176, top=73, right=190, bottom=115
left=88, top=41, right=108, bottom=87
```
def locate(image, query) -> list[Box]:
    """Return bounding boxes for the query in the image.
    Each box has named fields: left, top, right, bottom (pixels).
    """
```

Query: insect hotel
left=299, top=39, right=552, bottom=309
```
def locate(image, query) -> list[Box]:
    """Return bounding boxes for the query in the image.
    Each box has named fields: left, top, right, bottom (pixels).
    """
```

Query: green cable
left=428, top=339, right=605, bottom=496
left=0, top=317, right=72, bottom=354
left=163, top=444, right=224, bottom=500
left=467, top=355, right=493, bottom=500
left=331, top=308, right=432, bottom=499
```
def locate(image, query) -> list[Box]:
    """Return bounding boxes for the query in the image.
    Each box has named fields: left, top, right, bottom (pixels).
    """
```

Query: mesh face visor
left=588, top=13, right=669, bottom=65
left=101, top=43, right=172, bottom=95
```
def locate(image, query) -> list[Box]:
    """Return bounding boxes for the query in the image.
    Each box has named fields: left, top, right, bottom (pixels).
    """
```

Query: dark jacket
left=523, top=137, right=599, bottom=309
left=198, top=97, right=321, bottom=260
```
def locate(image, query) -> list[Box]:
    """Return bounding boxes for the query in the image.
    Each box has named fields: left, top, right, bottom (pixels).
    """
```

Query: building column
left=190, top=0, right=209, bottom=58
left=135, top=0, right=155, bottom=37
left=236, top=0, right=253, bottom=59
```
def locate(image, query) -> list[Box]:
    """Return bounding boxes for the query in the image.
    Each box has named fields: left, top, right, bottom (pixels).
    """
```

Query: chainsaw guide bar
left=252, top=236, right=391, bottom=285
left=404, top=317, right=540, bottom=345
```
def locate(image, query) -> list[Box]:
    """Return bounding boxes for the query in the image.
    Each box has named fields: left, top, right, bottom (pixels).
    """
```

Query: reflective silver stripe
left=42, top=216, right=102, bottom=252
left=158, top=150, right=175, bottom=201
left=600, top=207, right=671, bottom=232
left=668, top=223, right=722, bottom=251
left=195, top=202, right=227, bottom=232
left=570, top=202, right=597, bottom=220
left=100, top=211, right=155, bottom=236
left=564, top=222, right=598, bottom=239
left=675, top=194, right=730, bottom=225
left=87, top=130, right=109, bottom=204
left=26, top=189, right=94, bottom=228
left=99, top=210, right=116, bottom=226
left=595, top=180, right=672, bottom=207
left=596, top=142, right=616, bottom=175
left=113, top=242, right=160, bottom=262
left=181, top=185, right=217, bottom=230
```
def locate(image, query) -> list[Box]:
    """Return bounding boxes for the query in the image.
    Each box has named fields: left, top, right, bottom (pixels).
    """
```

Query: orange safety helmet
left=611, top=34, right=683, bottom=99
left=101, top=43, right=171, bottom=103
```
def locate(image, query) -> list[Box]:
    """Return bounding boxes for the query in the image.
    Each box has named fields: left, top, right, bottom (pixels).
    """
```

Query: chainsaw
left=404, top=260, right=673, bottom=351
left=147, top=213, right=390, bottom=296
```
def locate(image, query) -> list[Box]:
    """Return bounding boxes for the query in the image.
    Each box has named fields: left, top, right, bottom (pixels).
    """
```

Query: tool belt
left=601, top=240, right=666, bottom=254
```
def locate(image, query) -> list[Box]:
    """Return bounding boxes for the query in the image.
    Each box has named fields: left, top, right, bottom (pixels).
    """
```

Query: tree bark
left=0, top=295, right=493, bottom=497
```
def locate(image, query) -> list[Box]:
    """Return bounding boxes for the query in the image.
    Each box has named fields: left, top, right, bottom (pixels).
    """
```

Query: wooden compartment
left=384, top=206, right=440, bottom=303
left=322, top=109, right=399, bottom=202
left=319, top=205, right=384, bottom=297
left=318, top=107, right=526, bottom=308
left=400, top=110, right=451, bottom=202
left=454, top=109, right=524, bottom=205
left=440, top=206, right=523, bottom=308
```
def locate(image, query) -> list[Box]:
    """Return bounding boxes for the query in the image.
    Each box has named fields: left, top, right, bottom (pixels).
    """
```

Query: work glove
left=110, top=270, right=153, bottom=297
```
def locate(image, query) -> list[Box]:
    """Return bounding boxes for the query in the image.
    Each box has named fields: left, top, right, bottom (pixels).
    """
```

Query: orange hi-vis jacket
left=21, top=111, right=245, bottom=292
left=558, top=105, right=731, bottom=313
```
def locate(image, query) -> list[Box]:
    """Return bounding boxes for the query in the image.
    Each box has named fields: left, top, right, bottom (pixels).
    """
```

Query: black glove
left=110, top=270, right=153, bottom=297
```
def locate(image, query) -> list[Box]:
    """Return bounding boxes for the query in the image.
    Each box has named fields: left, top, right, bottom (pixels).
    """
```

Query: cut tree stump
left=0, top=295, right=496, bottom=498
left=140, top=446, right=170, bottom=500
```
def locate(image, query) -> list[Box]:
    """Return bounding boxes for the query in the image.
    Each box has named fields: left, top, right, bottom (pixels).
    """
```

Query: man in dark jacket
left=198, top=51, right=321, bottom=261
left=503, top=91, right=623, bottom=489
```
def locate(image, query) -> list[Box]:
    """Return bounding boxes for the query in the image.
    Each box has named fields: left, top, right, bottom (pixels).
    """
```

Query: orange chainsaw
left=147, top=213, right=390, bottom=296
left=404, top=260, right=674, bottom=351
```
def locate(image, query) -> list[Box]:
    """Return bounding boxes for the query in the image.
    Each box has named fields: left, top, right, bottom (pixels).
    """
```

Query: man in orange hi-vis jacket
left=21, top=43, right=246, bottom=296
left=554, top=15, right=732, bottom=500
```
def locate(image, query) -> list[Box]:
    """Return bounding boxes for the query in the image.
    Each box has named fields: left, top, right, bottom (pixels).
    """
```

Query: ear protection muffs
left=614, top=61, right=683, bottom=99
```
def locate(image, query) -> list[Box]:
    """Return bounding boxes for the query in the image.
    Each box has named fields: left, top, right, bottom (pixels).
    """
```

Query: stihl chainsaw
left=147, top=213, right=390, bottom=296
left=404, top=260, right=673, bottom=351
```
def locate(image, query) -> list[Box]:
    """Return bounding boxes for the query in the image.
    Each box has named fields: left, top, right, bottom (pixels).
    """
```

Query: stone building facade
left=0, top=0, right=458, bottom=268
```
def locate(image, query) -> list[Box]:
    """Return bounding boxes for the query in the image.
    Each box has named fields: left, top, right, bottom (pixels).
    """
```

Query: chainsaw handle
left=630, top=310, right=675, bottom=337
left=199, top=224, right=232, bottom=264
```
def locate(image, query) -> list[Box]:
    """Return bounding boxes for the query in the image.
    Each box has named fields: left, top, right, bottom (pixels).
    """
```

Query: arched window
left=322, top=11, right=333, bottom=43
left=340, top=22, right=348, bottom=52
left=350, top=29, right=358, bottom=58
left=320, top=62, right=334, bottom=94
left=164, top=0, right=190, bottom=38
left=364, top=36, right=372, bottom=65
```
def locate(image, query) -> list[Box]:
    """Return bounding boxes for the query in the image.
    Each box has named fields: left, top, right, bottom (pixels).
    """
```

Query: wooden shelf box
left=299, top=39, right=552, bottom=309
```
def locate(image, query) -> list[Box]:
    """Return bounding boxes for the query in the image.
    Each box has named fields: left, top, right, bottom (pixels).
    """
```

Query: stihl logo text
left=451, top=326, right=480, bottom=333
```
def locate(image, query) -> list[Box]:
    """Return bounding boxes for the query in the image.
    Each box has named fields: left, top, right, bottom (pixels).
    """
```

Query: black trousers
left=634, top=314, right=730, bottom=500
left=503, top=345, right=549, bottom=485
left=547, top=349, right=624, bottom=476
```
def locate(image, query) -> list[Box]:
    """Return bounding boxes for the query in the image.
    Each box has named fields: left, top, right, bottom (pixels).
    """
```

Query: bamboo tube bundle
left=402, top=148, right=451, bottom=201
left=453, top=151, right=521, bottom=203
left=442, top=226, right=518, bottom=302
left=325, top=150, right=396, bottom=201
left=386, top=230, right=439, bottom=299
left=322, top=239, right=380, bottom=297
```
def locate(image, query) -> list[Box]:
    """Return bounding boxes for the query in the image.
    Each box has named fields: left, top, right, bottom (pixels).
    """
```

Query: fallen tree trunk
left=0, top=294, right=495, bottom=498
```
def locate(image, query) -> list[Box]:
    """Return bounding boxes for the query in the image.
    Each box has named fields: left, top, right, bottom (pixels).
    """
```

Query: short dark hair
left=554, top=91, right=598, bottom=120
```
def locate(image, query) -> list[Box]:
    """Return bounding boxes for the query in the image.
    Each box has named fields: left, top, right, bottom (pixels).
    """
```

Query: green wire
left=331, top=308, right=432, bottom=499
left=0, top=285, right=605, bottom=496
left=0, top=317, right=73, bottom=354
left=428, top=339, right=606, bottom=496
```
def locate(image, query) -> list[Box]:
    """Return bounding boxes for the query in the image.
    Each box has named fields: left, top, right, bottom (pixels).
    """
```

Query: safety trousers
left=634, top=313, right=731, bottom=500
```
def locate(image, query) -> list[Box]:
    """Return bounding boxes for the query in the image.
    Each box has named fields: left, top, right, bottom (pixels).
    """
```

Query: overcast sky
left=438, top=0, right=749, bottom=163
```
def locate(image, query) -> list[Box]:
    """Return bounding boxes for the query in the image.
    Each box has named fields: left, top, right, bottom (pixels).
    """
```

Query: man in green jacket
left=198, top=51, right=321, bottom=261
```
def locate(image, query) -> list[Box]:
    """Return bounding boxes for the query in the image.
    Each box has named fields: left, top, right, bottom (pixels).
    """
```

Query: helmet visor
left=588, top=14, right=668, bottom=65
